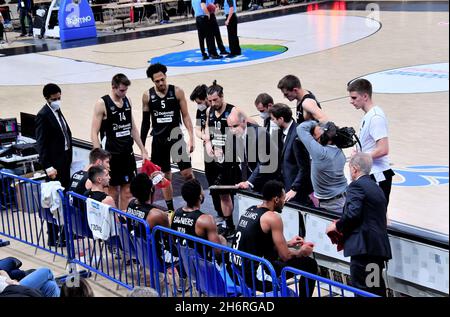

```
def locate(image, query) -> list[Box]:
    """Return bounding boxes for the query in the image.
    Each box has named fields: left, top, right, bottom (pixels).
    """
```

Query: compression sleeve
left=141, top=111, right=151, bottom=146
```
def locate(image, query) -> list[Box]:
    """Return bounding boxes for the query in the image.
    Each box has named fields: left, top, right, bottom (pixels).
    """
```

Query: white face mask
left=269, top=120, right=280, bottom=129
left=259, top=111, right=269, bottom=120
left=197, top=104, right=207, bottom=112
left=49, top=100, right=61, bottom=111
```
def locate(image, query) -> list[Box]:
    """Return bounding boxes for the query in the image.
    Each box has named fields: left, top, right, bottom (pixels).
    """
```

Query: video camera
left=333, top=127, right=361, bottom=149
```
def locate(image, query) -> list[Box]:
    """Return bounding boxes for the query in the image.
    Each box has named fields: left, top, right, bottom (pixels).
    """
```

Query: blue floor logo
left=150, top=45, right=288, bottom=67
left=393, top=165, right=449, bottom=187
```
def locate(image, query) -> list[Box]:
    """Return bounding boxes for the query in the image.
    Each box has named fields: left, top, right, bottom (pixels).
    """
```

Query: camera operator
left=297, top=120, right=348, bottom=213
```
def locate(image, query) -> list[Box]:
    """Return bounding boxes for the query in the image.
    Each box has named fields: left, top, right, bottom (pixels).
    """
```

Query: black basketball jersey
left=196, top=108, right=208, bottom=131
left=208, top=103, right=235, bottom=150
left=148, top=85, right=182, bottom=138
left=171, top=208, right=204, bottom=245
left=102, top=95, right=134, bottom=154
left=84, top=190, right=108, bottom=203
left=296, top=91, right=321, bottom=124
left=126, top=198, right=155, bottom=238
left=69, top=170, right=88, bottom=195
left=231, top=206, right=276, bottom=271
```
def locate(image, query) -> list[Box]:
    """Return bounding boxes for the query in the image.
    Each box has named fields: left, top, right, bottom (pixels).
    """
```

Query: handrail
left=280, top=267, right=378, bottom=297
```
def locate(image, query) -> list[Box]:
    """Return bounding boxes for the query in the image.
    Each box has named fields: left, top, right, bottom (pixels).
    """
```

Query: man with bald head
left=326, top=152, right=392, bottom=296
left=226, top=109, right=278, bottom=192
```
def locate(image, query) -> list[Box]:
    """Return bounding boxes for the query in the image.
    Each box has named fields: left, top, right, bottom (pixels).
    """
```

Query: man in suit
left=326, top=153, right=392, bottom=296
left=254, top=93, right=274, bottom=132
left=226, top=109, right=277, bottom=192
left=269, top=103, right=313, bottom=206
left=35, top=83, right=72, bottom=247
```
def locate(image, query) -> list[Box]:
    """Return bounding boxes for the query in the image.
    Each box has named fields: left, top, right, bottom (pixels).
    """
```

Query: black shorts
left=151, top=135, right=192, bottom=173
left=109, top=151, right=137, bottom=186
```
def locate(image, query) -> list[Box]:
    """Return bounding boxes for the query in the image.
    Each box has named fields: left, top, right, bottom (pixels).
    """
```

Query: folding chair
left=194, top=256, right=243, bottom=297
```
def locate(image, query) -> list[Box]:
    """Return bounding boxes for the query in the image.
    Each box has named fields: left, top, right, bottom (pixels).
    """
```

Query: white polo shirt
left=359, top=106, right=390, bottom=175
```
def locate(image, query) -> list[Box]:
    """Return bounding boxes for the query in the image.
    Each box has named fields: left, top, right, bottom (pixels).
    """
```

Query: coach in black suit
left=226, top=110, right=278, bottom=192
left=269, top=103, right=313, bottom=206
left=35, top=83, right=72, bottom=247
left=327, top=153, right=391, bottom=296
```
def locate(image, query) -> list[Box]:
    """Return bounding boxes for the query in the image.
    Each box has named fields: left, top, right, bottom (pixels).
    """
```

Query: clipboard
left=209, top=185, right=239, bottom=190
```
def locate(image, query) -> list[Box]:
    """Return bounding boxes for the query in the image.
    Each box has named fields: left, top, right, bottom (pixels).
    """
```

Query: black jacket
left=0, top=285, right=43, bottom=297
left=35, top=104, right=72, bottom=177
left=336, top=175, right=392, bottom=259
left=227, top=123, right=278, bottom=191
left=279, top=121, right=312, bottom=201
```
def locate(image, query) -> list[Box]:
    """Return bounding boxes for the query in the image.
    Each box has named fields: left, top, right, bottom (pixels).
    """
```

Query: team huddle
left=57, top=61, right=393, bottom=296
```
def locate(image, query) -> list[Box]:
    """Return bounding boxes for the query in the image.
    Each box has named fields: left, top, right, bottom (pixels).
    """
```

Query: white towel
left=40, top=181, right=65, bottom=225
left=86, top=198, right=115, bottom=240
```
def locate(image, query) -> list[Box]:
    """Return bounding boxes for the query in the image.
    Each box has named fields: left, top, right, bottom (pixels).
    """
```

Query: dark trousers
left=370, top=169, right=394, bottom=206
left=209, top=13, right=227, bottom=53
left=242, top=0, right=252, bottom=10
left=226, top=13, right=241, bottom=55
left=46, top=149, right=72, bottom=246
left=350, top=255, right=387, bottom=297
left=273, top=256, right=318, bottom=297
left=204, top=160, right=224, bottom=218
left=0, top=22, right=4, bottom=40
left=19, top=8, right=33, bottom=36
left=251, top=256, right=318, bottom=296
left=195, top=15, right=217, bottom=57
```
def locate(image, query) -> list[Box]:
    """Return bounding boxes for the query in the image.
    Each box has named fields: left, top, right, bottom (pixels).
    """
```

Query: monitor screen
left=0, top=118, right=18, bottom=145
left=20, top=112, right=37, bottom=139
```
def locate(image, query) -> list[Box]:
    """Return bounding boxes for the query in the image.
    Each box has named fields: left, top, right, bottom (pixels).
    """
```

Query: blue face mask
left=49, top=100, right=61, bottom=111
left=259, top=112, right=269, bottom=120
left=197, top=104, right=207, bottom=112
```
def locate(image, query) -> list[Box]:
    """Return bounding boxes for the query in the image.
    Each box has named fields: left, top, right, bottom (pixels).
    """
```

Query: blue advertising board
left=58, top=0, right=97, bottom=42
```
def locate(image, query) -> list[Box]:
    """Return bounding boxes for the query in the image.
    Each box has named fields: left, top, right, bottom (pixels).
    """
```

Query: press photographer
left=296, top=120, right=349, bottom=213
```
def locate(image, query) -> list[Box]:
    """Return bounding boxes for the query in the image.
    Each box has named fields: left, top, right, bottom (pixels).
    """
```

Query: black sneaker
left=210, top=54, right=223, bottom=59
left=19, top=34, right=27, bottom=37
left=220, top=50, right=230, bottom=55
left=202, top=55, right=209, bottom=60
left=225, top=54, right=237, bottom=58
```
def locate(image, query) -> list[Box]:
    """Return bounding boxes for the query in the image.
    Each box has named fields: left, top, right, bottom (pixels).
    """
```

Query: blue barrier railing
left=151, top=225, right=280, bottom=297
left=280, top=266, right=378, bottom=297
left=66, top=191, right=156, bottom=291
left=0, top=171, right=68, bottom=259
left=2, top=170, right=381, bottom=297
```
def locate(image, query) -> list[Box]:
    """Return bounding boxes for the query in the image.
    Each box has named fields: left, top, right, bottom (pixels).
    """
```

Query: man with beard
left=140, top=63, right=195, bottom=212
left=231, top=180, right=318, bottom=296
left=203, top=81, right=239, bottom=238
left=190, top=84, right=225, bottom=231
